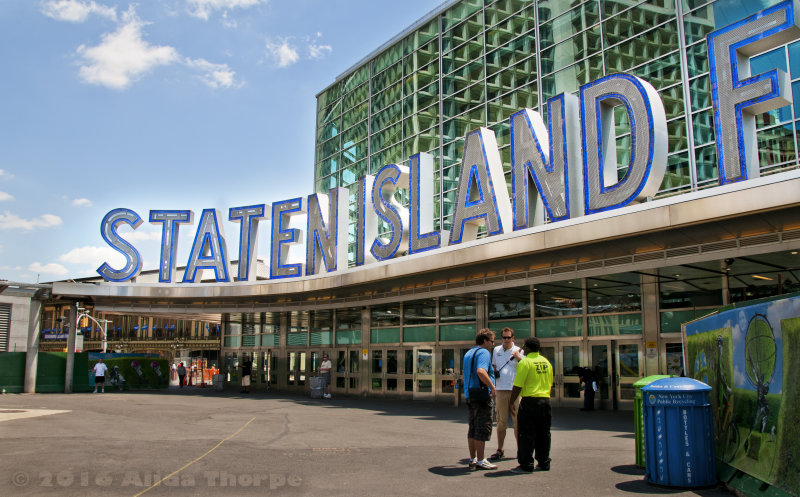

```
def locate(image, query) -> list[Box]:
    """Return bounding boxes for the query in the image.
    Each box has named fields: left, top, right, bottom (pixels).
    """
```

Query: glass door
left=332, top=348, right=360, bottom=395
left=590, top=341, right=613, bottom=409
left=412, top=347, right=435, bottom=400
left=615, top=340, right=643, bottom=410
left=439, top=348, right=457, bottom=400
left=661, top=341, right=685, bottom=376
left=370, top=349, right=385, bottom=395
left=540, top=342, right=584, bottom=408
left=286, top=351, right=308, bottom=389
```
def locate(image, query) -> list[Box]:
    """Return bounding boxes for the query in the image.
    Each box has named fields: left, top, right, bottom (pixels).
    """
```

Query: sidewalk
left=0, top=392, right=732, bottom=497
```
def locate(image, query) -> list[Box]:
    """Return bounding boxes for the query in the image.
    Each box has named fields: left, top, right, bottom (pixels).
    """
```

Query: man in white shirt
left=490, top=327, right=524, bottom=460
left=92, top=359, right=108, bottom=393
left=320, top=354, right=332, bottom=399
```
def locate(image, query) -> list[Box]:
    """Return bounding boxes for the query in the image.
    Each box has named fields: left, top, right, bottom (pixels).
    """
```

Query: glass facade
left=315, top=0, right=800, bottom=265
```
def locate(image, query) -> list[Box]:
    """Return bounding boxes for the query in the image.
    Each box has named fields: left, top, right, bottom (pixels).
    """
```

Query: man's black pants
left=517, top=397, right=551, bottom=471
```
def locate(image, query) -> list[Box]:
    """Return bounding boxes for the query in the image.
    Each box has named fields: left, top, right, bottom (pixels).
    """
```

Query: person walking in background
left=92, top=358, right=108, bottom=393
left=241, top=356, right=252, bottom=393
left=509, top=337, right=553, bottom=474
left=177, top=362, right=186, bottom=388
left=490, top=327, right=524, bottom=461
left=320, top=353, right=332, bottom=399
left=462, top=328, right=497, bottom=471
left=572, top=366, right=597, bottom=411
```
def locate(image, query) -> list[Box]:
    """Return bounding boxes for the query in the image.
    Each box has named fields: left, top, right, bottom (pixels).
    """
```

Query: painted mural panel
left=685, top=295, right=799, bottom=495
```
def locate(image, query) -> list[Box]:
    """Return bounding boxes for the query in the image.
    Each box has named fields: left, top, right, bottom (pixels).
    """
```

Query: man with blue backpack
left=462, top=328, right=497, bottom=470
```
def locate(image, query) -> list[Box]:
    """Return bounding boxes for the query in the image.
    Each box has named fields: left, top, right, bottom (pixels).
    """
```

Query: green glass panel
left=341, top=160, right=367, bottom=186
left=403, top=103, right=439, bottom=137
left=370, top=121, right=403, bottom=154
left=685, top=41, right=708, bottom=78
left=403, top=326, right=436, bottom=342
left=442, top=38, right=484, bottom=75
left=540, top=53, right=602, bottom=102
left=660, top=151, right=692, bottom=193
left=757, top=125, right=797, bottom=168
left=485, top=0, right=530, bottom=28
left=588, top=314, right=642, bottom=336
left=341, top=138, right=367, bottom=166
left=404, top=18, right=439, bottom=55
left=487, top=34, right=536, bottom=77
left=603, top=0, right=674, bottom=18
left=695, top=144, right=718, bottom=184
left=342, top=102, right=368, bottom=130
left=683, top=5, right=715, bottom=46
left=371, top=101, right=402, bottom=134
left=660, top=85, right=685, bottom=121
left=317, top=119, right=339, bottom=142
left=287, top=332, right=307, bottom=346
left=692, top=109, right=714, bottom=146
left=372, top=42, right=403, bottom=75
left=603, top=22, right=679, bottom=74
left=443, top=11, right=484, bottom=53
left=343, top=82, right=369, bottom=111
left=660, top=310, right=697, bottom=334
left=404, top=132, right=440, bottom=156
left=310, top=331, right=332, bottom=346
left=342, top=120, right=368, bottom=148
left=667, top=118, right=688, bottom=152
left=538, top=0, right=587, bottom=23
left=491, top=320, right=531, bottom=338
left=372, top=81, right=403, bottom=113
left=442, top=0, right=482, bottom=32
left=224, top=335, right=241, bottom=347
left=404, top=39, right=438, bottom=74
left=370, top=143, right=402, bottom=173
left=689, top=75, right=711, bottom=111
left=317, top=81, right=342, bottom=109
left=371, top=327, right=401, bottom=344
left=538, top=2, right=599, bottom=50
left=541, top=26, right=601, bottom=74
left=336, top=329, right=361, bottom=345
left=403, top=82, right=439, bottom=117
left=603, top=3, right=675, bottom=48
left=439, top=324, right=476, bottom=341
left=442, top=106, right=486, bottom=143
left=403, top=61, right=439, bottom=97
left=342, top=64, right=369, bottom=93
left=443, top=81, right=486, bottom=118
left=535, top=317, right=582, bottom=338
left=260, top=334, right=279, bottom=347
left=487, top=83, right=537, bottom=125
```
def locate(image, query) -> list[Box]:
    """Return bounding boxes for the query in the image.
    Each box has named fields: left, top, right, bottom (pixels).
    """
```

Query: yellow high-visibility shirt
left=513, top=352, right=553, bottom=398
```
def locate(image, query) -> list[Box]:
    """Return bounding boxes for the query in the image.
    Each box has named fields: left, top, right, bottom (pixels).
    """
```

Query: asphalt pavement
left=0, top=387, right=734, bottom=497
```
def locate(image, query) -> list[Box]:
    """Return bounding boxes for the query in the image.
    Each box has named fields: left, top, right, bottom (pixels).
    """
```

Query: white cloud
left=265, top=38, right=299, bottom=68
left=59, top=245, right=125, bottom=266
left=185, top=58, right=240, bottom=88
left=187, top=0, right=263, bottom=21
left=77, top=8, right=179, bottom=90
left=309, top=43, right=332, bottom=59
left=0, top=169, right=11, bottom=179
left=72, top=197, right=93, bottom=207
left=0, top=192, right=13, bottom=202
left=0, top=212, right=63, bottom=230
left=28, top=262, right=69, bottom=276
left=41, top=0, right=117, bottom=23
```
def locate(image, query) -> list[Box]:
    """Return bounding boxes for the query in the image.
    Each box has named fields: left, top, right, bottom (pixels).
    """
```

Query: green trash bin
left=634, top=375, right=671, bottom=468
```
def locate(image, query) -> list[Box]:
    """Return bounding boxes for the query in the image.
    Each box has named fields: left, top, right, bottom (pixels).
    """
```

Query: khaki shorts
left=494, top=390, right=520, bottom=432
left=241, top=376, right=251, bottom=387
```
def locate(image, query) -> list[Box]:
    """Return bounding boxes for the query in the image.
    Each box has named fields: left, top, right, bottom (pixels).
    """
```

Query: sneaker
left=92, top=390, right=97, bottom=393
left=510, top=466, right=534, bottom=474
left=101, top=389, right=104, bottom=393
left=468, top=459, right=478, bottom=471
left=476, top=460, right=497, bottom=470
left=536, top=458, right=551, bottom=471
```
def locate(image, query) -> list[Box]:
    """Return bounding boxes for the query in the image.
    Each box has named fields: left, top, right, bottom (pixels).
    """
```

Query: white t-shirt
left=93, top=362, right=108, bottom=377
left=320, top=359, right=332, bottom=373
left=492, top=344, right=523, bottom=391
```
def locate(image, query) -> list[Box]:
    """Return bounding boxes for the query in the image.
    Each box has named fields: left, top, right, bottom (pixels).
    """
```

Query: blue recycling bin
left=641, top=378, right=717, bottom=488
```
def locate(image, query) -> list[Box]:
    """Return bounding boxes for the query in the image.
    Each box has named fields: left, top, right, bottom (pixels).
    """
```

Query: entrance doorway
left=412, top=347, right=435, bottom=400
left=332, top=348, right=361, bottom=395
left=540, top=341, right=584, bottom=408
left=369, top=348, right=402, bottom=395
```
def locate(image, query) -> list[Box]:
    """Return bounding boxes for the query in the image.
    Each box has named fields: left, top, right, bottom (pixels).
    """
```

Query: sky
left=0, top=0, right=444, bottom=283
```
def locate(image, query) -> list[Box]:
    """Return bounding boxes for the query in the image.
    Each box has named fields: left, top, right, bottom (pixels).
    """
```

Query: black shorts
left=467, top=398, right=493, bottom=442
left=95, top=376, right=105, bottom=384
left=321, top=372, right=331, bottom=386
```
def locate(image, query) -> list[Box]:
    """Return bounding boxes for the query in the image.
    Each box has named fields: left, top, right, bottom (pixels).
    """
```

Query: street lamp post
left=77, top=306, right=112, bottom=353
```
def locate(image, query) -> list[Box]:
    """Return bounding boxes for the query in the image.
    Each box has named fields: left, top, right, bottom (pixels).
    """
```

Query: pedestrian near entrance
left=92, top=359, right=108, bottom=393
left=320, top=354, right=332, bottom=399
left=177, top=362, right=186, bottom=388
left=509, top=337, right=553, bottom=474
left=462, top=328, right=497, bottom=471
left=572, top=366, right=597, bottom=411
left=241, top=357, right=252, bottom=393
left=490, top=327, right=524, bottom=461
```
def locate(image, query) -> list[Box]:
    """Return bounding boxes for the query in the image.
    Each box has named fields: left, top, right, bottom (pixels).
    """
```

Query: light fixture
left=792, top=251, right=798, bottom=255
left=752, top=274, right=773, bottom=281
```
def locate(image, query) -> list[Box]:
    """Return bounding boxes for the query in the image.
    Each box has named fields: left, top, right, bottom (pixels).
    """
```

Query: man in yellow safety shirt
left=508, top=337, right=553, bottom=474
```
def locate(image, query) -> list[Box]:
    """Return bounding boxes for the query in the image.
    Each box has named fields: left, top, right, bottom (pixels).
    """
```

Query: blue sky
left=0, top=0, right=442, bottom=283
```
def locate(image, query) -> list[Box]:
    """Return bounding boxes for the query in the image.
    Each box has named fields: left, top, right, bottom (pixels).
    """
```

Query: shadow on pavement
left=616, top=479, right=730, bottom=495
left=612, top=464, right=646, bottom=476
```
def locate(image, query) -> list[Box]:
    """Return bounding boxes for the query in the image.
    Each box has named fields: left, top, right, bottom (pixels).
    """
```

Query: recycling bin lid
left=641, top=377, right=711, bottom=393
left=633, top=375, right=671, bottom=388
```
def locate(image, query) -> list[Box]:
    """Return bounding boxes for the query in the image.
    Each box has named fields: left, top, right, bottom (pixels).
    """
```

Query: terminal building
left=4, top=0, right=800, bottom=409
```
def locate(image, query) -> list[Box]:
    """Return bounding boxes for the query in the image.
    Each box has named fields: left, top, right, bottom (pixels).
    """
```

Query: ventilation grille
left=0, top=304, right=10, bottom=352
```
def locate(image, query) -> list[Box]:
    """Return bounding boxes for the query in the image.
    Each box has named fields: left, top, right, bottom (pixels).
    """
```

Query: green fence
left=0, top=352, right=90, bottom=393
